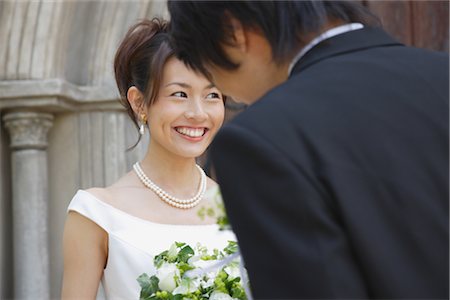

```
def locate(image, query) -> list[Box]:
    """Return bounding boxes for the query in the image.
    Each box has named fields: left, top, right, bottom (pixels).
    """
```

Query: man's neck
left=286, top=19, right=364, bottom=76
left=276, top=19, right=348, bottom=80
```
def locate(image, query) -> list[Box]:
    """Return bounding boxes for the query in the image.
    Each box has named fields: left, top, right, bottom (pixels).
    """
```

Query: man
left=168, top=1, right=449, bottom=299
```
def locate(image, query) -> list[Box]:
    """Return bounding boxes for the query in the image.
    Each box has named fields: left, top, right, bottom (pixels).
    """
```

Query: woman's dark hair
left=114, top=18, right=174, bottom=149
left=168, top=1, right=379, bottom=78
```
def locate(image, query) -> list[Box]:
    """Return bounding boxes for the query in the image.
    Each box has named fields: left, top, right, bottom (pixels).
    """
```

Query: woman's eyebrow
left=204, top=83, right=215, bottom=89
left=165, top=82, right=191, bottom=88
left=165, top=82, right=216, bottom=90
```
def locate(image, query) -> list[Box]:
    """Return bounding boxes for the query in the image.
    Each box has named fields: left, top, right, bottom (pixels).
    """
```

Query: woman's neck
left=138, top=144, right=201, bottom=198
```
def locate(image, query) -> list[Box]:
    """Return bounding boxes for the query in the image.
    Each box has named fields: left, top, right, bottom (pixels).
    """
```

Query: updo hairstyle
left=114, top=18, right=174, bottom=147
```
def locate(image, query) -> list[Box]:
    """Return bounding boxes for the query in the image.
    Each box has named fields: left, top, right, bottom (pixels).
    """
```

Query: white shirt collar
left=287, top=23, right=364, bottom=76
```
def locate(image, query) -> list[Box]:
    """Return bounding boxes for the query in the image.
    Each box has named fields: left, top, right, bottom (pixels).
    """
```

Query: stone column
left=3, top=112, right=53, bottom=300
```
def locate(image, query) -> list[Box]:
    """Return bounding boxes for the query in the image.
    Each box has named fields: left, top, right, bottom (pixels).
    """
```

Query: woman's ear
left=127, top=86, right=145, bottom=116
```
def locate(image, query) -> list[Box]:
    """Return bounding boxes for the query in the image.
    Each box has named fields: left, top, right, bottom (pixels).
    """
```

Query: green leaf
left=141, top=295, right=158, bottom=300
left=197, top=206, right=206, bottom=220
left=137, top=273, right=160, bottom=299
left=231, top=283, right=247, bottom=300
left=213, top=270, right=229, bottom=293
left=137, top=273, right=149, bottom=288
left=175, top=242, right=186, bottom=248
left=178, top=245, right=195, bottom=263
left=223, top=241, right=238, bottom=255
left=154, top=250, right=169, bottom=268
left=217, top=215, right=231, bottom=231
left=206, top=207, right=215, bottom=217
left=225, top=277, right=241, bottom=291
left=177, top=261, right=195, bottom=276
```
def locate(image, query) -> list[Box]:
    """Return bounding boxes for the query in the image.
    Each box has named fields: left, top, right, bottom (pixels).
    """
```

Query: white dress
left=67, top=187, right=237, bottom=300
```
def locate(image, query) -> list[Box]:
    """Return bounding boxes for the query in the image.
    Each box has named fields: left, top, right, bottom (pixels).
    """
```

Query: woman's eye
left=171, top=91, right=187, bottom=98
left=206, top=92, right=221, bottom=100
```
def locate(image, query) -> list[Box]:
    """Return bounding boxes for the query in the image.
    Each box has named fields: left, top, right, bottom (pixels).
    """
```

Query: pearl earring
left=139, top=114, right=147, bottom=135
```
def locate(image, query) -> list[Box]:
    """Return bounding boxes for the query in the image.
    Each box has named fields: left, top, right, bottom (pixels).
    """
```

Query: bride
left=61, top=18, right=236, bottom=299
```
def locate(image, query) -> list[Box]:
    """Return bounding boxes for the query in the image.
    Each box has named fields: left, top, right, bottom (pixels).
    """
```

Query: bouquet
left=137, top=241, right=248, bottom=300
left=196, top=188, right=230, bottom=231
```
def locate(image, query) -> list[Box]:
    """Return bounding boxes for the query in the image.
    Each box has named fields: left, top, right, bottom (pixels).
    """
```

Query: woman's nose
left=184, top=100, right=207, bottom=121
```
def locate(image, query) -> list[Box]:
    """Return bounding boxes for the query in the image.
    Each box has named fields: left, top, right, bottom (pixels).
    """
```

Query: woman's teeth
left=176, top=127, right=205, bottom=138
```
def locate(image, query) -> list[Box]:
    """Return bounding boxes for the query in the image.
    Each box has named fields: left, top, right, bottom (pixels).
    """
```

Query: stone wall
left=0, top=110, right=13, bottom=299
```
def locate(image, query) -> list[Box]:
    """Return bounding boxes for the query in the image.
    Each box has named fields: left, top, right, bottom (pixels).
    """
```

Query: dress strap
left=67, top=190, right=113, bottom=233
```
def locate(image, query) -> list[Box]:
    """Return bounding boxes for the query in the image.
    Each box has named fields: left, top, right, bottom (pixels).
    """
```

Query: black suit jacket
left=210, top=27, right=449, bottom=299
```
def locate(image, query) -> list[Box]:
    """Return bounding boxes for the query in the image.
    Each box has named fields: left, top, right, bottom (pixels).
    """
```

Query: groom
left=168, top=1, right=449, bottom=298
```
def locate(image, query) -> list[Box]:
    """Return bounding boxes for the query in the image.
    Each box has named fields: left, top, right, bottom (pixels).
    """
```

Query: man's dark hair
left=168, top=1, right=379, bottom=78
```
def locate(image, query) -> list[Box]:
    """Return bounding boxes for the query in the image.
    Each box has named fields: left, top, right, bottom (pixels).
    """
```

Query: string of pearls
left=133, top=162, right=206, bottom=209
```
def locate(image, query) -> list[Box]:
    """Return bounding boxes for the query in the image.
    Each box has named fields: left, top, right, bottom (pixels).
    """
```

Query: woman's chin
left=173, top=146, right=209, bottom=160
left=170, top=135, right=212, bottom=158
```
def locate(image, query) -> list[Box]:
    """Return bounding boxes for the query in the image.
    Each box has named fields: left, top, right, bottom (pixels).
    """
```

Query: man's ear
left=127, top=86, right=145, bottom=116
left=226, top=14, right=247, bottom=53
left=227, top=14, right=268, bottom=59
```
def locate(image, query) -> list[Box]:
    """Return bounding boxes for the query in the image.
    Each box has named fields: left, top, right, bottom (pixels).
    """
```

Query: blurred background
left=0, top=0, right=448, bottom=299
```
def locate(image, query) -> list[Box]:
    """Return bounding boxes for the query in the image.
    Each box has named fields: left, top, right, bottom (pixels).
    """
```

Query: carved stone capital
left=3, top=112, right=54, bottom=150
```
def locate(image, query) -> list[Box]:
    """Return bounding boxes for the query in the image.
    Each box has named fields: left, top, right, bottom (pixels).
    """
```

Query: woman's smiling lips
left=174, top=126, right=209, bottom=141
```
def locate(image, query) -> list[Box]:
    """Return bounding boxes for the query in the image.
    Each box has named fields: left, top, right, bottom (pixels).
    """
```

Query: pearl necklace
left=133, top=162, right=206, bottom=209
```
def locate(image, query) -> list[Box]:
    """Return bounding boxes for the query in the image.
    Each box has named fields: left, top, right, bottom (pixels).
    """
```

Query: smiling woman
left=60, top=18, right=243, bottom=300
left=143, top=57, right=224, bottom=159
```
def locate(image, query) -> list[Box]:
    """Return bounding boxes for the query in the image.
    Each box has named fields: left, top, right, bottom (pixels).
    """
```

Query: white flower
left=188, top=255, right=219, bottom=272
left=172, top=277, right=200, bottom=295
left=194, top=258, right=216, bottom=269
left=201, top=276, right=215, bottom=289
left=209, top=291, right=235, bottom=300
left=156, top=262, right=179, bottom=292
left=224, top=262, right=241, bottom=281
left=172, top=285, right=188, bottom=295
left=187, top=255, right=201, bottom=266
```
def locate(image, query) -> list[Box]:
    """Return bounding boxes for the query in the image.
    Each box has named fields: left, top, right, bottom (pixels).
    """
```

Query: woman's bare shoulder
left=84, top=170, right=141, bottom=204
